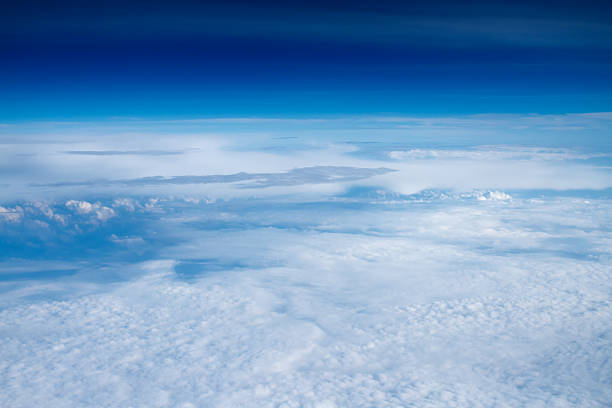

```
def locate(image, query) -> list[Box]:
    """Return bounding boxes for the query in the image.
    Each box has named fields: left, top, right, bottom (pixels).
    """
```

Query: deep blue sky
left=3, top=0, right=612, bottom=120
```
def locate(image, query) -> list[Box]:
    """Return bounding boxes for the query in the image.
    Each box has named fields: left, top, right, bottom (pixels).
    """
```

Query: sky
left=2, top=1, right=612, bottom=407
left=3, top=0, right=612, bottom=119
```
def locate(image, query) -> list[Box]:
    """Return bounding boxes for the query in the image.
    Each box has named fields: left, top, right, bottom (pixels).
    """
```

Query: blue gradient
left=4, top=1, right=612, bottom=120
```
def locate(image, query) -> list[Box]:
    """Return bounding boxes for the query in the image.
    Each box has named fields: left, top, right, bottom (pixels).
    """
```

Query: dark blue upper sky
left=4, top=0, right=612, bottom=120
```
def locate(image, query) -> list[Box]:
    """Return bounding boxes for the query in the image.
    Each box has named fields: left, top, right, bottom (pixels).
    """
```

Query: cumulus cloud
left=112, top=197, right=138, bottom=212
left=65, top=199, right=94, bottom=214
left=0, top=205, right=23, bottom=222
left=65, top=200, right=115, bottom=221
left=0, top=195, right=610, bottom=407
left=476, top=190, right=512, bottom=201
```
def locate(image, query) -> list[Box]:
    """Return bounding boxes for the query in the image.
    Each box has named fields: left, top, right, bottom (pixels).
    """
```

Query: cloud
left=112, top=198, right=138, bottom=212
left=371, top=160, right=611, bottom=195
left=64, top=150, right=186, bottom=156
left=1, top=113, right=611, bottom=406
left=476, top=191, right=512, bottom=201
left=65, top=200, right=115, bottom=221
left=2, top=113, right=611, bottom=201
left=388, top=146, right=609, bottom=161
left=0, top=205, right=23, bottom=222
left=65, top=200, right=94, bottom=214
left=0, top=194, right=610, bottom=407
left=110, top=234, right=145, bottom=246
left=36, top=166, right=396, bottom=189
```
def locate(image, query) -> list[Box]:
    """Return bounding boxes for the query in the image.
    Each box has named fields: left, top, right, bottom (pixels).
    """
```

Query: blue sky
left=4, top=0, right=612, bottom=119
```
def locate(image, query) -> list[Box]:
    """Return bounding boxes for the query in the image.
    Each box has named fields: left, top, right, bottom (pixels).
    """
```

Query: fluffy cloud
left=0, top=205, right=23, bottom=222
left=65, top=199, right=94, bottom=214
left=66, top=200, right=115, bottom=221
left=476, top=190, right=512, bottom=201
left=1, top=195, right=610, bottom=407
left=1, top=115, right=611, bottom=406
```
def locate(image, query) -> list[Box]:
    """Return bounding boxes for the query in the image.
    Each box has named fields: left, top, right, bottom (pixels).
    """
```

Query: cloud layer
left=1, top=114, right=611, bottom=406
left=1, top=194, right=610, bottom=407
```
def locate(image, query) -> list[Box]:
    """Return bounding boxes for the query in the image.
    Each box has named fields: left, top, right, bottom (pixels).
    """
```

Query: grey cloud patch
left=64, top=150, right=186, bottom=156
left=33, top=166, right=396, bottom=189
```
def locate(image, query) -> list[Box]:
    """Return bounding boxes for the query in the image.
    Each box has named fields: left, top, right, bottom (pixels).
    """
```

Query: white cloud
left=0, top=191, right=612, bottom=407
left=1, top=196, right=610, bottom=406
left=66, top=200, right=115, bottom=222
left=112, top=197, right=138, bottom=212
left=1, top=114, right=611, bottom=406
left=476, top=190, right=512, bottom=201
left=110, top=234, right=145, bottom=246
left=65, top=199, right=93, bottom=214
left=0, top=205, right=23, bottom=222
left=370, top=160, right=611, bottom=195
left=388, top=146, right=608, bottom=161
left=2, top=113, right=611, bottom=201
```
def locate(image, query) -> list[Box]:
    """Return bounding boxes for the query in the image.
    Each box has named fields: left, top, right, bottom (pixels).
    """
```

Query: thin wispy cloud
left=33, top=166, right=395, bottom=188
left=64, top=150, right=186, bottom=156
